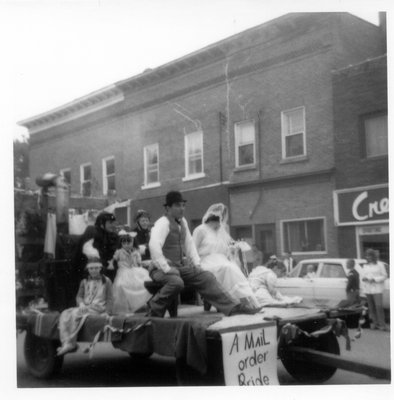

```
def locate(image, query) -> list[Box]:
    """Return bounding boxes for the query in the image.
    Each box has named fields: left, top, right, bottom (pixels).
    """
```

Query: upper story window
left=80, top=163, right=92, bottom=197
left=282, top=217, right=326, bottom=254
left=234, top=120, right=256, bottom=168
left=184, top=131, right=204, bottom=180
left=281, top=106, right=306, bottom=159
left=60, top=168, right=71, bottom=185
left=362, top=113, right=388, bottom=158
left=102, top=157, right=116, bottom=195
left=143, top=143, right=160, bottom=188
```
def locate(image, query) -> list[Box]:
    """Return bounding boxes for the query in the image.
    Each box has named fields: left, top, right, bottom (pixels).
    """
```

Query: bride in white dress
left=192, top=203, right=259, bottom=308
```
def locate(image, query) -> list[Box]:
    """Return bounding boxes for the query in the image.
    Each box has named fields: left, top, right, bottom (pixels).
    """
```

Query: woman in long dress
left=112, top=230, right=151, bottom=314
left=192, top=203, right=259, bottom=308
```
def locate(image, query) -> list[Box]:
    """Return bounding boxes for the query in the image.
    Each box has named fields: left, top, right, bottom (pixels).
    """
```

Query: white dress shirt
left=149, top=215, right=201, bottom=273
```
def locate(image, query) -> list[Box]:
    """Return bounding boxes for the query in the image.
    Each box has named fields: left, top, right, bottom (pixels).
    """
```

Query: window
left=143, top=144, right=159, bottom=187
left=282, top=217, right=326, bottom=254
left=320, top=263, right=346, bottom=278
left=102, top=157, right=116, bottom=195
left=298, top=262, right=319, bottom=278
left=232, top=226, right=253, bottom=241
left=60, top=168, right=71, bottom=185
left=281, top=107, right=306, bottom=158
left=362, top=113, right=388, bottom=158
left=80, top=163, right=92, bottom=197
left=234, top=120, right=256, bottom=167
left=184, top=131, right=204, bottom=179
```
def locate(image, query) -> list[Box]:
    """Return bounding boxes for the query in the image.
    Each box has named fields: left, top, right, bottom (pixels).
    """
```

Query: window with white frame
left=184, top=131, right=203, bottom=178
left=102, top=157, right=116, bottom=195
left=234, top=120, right=256, bottom=167
left=281, top=107, right=306, bottom=158
left=363, top=113, right=388, bottom=158
left=143, top=144, right=159, bottom=186
left=80, top=163, right=92, bottom=197
left=60, top=168, right=71, bottom=185
left=282, top=217, right=326, bottom=253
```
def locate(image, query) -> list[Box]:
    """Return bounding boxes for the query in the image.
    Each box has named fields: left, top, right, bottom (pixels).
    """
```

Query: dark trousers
left=149, top=264, right=236, bottom=317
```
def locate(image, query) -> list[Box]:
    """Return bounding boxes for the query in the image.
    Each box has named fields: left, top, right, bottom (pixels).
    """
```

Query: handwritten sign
left=220, top=322, right=279, bottom=386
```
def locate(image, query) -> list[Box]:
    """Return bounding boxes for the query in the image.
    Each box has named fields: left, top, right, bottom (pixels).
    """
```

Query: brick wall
left=333, top=55, right=388, bottom=189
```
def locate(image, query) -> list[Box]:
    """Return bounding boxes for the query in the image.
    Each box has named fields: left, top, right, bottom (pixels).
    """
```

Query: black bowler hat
left=164, top=191, right=187, bottom=207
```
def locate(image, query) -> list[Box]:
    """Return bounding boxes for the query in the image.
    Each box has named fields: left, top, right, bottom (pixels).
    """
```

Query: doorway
left=255, top=223, right=276, bottom=263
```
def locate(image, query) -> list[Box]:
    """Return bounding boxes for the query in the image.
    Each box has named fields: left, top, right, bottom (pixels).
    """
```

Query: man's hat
left=164, top=191, right=187, bottom=207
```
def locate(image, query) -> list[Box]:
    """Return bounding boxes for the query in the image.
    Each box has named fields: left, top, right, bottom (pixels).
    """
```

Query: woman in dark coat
left=131, top=209, right=152, bottom=261
left=73, top=212, right=118, bottom=284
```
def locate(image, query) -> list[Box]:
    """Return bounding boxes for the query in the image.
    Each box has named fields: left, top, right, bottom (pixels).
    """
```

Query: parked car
left=277, top=258, right=390, bottom=310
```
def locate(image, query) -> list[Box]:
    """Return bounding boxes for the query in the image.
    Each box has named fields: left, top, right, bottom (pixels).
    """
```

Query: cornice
left=18, top=84, right=124, bottom=134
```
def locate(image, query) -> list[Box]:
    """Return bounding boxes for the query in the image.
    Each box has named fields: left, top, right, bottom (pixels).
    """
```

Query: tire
left=128, top=352, right=153, bottom=359
left=280, top=332, right=340, bottom=384
left=24, top=331, right=63, bottom=379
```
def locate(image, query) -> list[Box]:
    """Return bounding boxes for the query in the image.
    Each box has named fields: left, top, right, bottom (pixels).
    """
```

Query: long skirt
left=112, top=266, right=152, bottom=314
left=200, top=253, right=259, bottom=308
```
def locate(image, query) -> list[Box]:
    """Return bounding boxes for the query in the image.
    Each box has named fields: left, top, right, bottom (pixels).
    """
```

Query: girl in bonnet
left=111, top=230, right=151, bottom=314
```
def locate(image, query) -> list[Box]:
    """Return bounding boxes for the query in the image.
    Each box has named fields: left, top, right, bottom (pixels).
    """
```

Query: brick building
left=19, top=13, right=386, bottom=261
left=332, top=54, right=388, bottom=262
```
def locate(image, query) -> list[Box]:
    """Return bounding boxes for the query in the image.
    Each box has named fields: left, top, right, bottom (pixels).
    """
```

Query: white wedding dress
left=193, top=223, right=259, bottom=308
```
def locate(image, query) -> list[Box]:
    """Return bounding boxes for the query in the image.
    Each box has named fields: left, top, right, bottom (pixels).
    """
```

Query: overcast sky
left=0, top=0, right=387, bottom=142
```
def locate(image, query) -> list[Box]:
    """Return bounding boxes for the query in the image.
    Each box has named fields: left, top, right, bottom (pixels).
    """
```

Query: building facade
left=332, top=55, right=388, bottom=262
left=20, top=13, right=386, bottom=262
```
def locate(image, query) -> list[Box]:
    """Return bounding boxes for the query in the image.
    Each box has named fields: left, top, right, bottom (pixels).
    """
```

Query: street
left=16, top=327, right=391, bottom=387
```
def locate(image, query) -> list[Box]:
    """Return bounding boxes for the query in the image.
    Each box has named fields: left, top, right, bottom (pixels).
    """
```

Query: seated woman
left=248, top=260, right=302, bottom=306
left=192, top=203, right=259, bottom=309
left=132, top=209, right=152, bottom=263
left=111, top=230, right=151, bottom=314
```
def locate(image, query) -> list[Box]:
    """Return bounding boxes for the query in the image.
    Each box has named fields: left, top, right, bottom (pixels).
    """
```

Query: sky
left=0, top=0, right=387, bottom=143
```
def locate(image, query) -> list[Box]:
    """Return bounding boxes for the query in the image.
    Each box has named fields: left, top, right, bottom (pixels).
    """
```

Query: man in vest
left=148, top=191, right=260, bottom=317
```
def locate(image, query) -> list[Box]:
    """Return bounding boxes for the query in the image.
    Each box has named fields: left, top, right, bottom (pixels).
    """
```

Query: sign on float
left=220, top=322, right=279, bottom=386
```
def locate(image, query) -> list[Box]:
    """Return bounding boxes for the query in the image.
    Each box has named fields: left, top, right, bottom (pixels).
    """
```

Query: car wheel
left=128, top=351, right=153, bottom=359
left=24, top=331, right=63, bottom=379
left=279, top=331, right=340, bottom=384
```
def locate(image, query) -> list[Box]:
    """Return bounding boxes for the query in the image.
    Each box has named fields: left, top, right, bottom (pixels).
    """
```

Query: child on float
left=57, top=241, right=113, bottom=356
left=111, top=229, right=152, bottom=314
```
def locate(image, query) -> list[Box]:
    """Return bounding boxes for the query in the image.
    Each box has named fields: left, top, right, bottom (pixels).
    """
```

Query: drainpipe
left=250, top=109, right=264, bottom=220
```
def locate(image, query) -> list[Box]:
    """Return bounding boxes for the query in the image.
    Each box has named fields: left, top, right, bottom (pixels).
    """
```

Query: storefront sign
left=220, top=322, right=279, bottom=385
left=333, top=184, right=389, bottom=226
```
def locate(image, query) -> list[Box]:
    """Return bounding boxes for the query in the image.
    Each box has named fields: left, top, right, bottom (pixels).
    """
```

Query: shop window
left=234, top=120, right=256, bottom=167
left=102, top=157, right=116, bottom=195
left=232, top=225, right=253, bottom=242
left=361, top=113, right=388, bottom=158
left=282, top=217, right=326, bottom=254
left=184, top=131, right=204, bottom=180
left=281, top=106, right=306, bottom=159
left=60, top=168, right=71, bottom=185
left=143, top=144, right=160, bottom=188
left=80, top=163, right=92, bottom=197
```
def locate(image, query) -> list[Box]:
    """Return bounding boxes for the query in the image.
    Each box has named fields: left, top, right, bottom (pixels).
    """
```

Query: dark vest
left=162, top=216, right=187, bottom=265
